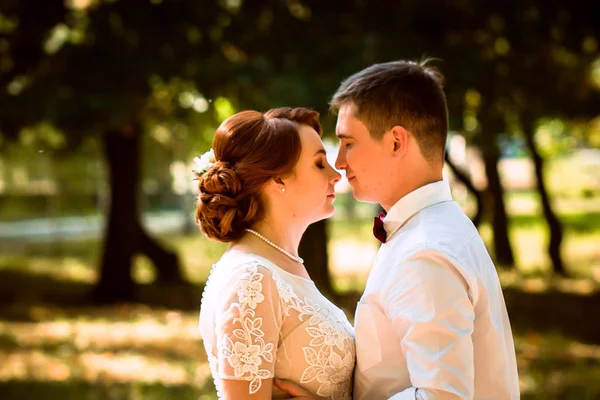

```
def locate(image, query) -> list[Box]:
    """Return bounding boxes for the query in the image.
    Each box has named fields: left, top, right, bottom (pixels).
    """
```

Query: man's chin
left=350, top=186, right=365, bottom=201
left=351, top=187, right=378, bottom=204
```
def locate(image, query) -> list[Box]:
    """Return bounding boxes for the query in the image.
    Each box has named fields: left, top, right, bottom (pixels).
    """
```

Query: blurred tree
left=2, top=0, right=598, bottom=298
left=404, top=0, right=599, bottom=272
left=446, top=0, right=599, bottom=275
left=444, top=151, right=484, bottom=227
left=0, top=0, right=350, bottom=299
left=0, top=0, right=229, bottom=301
left=506, top=10, right=599, bottom=276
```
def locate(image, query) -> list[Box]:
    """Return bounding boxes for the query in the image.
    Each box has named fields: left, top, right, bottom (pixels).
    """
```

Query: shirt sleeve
left=382, top=250, right=475, bottom=399
left=214, top=262, right=283, bottom=395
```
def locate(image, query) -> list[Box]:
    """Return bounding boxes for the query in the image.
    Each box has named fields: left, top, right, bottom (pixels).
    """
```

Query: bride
left=195, top=107, right=356, bottom=399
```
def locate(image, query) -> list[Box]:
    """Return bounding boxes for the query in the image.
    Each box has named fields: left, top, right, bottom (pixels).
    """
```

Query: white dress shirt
left=354, top=180, right=519, bottom=400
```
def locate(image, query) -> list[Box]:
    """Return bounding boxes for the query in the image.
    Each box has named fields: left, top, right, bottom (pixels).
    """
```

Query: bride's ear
left=266, top=177, right=286, bottom=194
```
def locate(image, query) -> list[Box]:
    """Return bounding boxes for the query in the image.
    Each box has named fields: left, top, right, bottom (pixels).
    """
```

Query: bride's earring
left=274, top=177, right=286, bottom=193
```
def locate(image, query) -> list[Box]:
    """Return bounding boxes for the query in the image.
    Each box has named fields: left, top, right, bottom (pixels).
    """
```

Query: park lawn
left=0, top=195, right=599, bottom=399
left=3, top=208, right=598, bottom=288
left=0, top=301, right=599, bottom=399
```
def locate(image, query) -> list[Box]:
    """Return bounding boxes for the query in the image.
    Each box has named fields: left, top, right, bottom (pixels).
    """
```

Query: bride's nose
left=330, top=167, right=341, bottom=185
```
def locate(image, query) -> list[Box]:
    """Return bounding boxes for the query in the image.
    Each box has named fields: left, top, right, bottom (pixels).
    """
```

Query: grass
left=0, top=193, right=599, bottom=399
left=0, top=299, right=598, bottom=399
left=0, top=304, right=217, bottom=399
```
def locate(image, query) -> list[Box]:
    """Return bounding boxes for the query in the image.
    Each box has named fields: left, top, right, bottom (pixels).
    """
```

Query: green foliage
left=1, top=0, right=598, bottom=153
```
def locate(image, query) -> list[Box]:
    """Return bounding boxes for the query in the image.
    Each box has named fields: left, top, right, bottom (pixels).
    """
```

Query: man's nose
left=335, top=148, right=346, bottom=170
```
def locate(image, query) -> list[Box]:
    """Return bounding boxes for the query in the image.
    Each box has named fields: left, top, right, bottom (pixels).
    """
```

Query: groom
left=277, top=60, right=520, bottom=399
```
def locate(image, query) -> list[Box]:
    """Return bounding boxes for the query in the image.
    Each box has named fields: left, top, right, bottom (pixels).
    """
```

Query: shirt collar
left=384, top=180, right=453, bottom=239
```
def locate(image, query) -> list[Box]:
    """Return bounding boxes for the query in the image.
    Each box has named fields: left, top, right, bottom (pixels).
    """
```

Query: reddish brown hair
left=195, top=107, right=322, bottom=242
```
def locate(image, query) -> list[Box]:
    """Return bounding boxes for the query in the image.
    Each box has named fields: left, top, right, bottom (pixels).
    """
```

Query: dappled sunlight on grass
left=0, top=255, right=96, bottom=283
left=0, top=194, right=599, bottom=397
left=0, top=306, right=213, bottom=398
left=552, top=277, right=599, bottom=294
left=2, top=320, right=200, bottom=353
left=497, top=269, right=599, bottom=295
left=0, top=303, right=597, bottom=399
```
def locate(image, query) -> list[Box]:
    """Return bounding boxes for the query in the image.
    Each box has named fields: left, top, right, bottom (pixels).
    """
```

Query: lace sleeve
left=215, top=262, right=283, bottom=394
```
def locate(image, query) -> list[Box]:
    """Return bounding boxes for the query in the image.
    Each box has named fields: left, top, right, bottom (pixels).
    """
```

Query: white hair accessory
left=192, top=149, right=216, bottom=178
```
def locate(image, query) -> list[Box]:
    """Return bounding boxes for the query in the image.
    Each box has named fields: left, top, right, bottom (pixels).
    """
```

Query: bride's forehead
left=297, top=126, right=322, bottom=148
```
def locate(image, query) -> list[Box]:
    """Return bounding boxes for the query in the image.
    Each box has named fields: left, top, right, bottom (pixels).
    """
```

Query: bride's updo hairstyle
left=195, top=107, right=322, bottom=242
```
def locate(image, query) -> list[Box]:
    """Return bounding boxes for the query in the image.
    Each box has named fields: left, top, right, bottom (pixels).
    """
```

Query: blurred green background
left=0, top=0, right=599, bottom=399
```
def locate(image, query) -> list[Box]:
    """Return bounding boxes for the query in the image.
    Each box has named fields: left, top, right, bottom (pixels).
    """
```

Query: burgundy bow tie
left=373, top=212, right=387, bottom=243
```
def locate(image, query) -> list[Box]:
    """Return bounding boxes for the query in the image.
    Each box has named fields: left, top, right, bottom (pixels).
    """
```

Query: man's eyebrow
left=336, top=133, right=353, bottom=139
left=314, top=149, right=326, bottom=156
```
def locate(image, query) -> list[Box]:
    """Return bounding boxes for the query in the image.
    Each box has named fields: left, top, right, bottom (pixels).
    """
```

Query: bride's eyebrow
left=313, top=149, right=326, bottom=156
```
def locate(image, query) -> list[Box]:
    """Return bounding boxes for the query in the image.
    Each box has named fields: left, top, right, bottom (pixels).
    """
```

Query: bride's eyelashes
left=316, top=157, right=327, bottom=170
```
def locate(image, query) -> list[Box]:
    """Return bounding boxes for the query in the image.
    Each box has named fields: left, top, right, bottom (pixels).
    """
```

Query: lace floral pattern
left=271, top=271, right=355, bottom=398
left=304, top=348, right=355, bottom=398
left=218, top=265, right=275, bottom=394
left=202, top=258, right=355, bottom=399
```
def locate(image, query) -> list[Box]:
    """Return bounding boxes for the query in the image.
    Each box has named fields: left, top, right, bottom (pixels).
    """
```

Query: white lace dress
left=199, top=253, right=356, bottom=399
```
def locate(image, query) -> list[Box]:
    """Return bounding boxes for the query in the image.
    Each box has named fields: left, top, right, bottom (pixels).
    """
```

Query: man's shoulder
left=386, top=204, right=481, bottom=262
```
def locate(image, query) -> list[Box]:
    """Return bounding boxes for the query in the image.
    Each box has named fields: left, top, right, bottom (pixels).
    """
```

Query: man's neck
left=382, top=171, right=443, bottom=211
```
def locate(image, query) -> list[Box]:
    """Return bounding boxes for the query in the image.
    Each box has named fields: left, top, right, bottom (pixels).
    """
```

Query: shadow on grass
left=1, top=269, right=599, bottom=345
left=0, top=380, right=217, bottom=400
left=502, top=287, right=600, bottom=345
left=0, top=269, right=204, bottom=321
left=336, top=287, right=600, bottom=345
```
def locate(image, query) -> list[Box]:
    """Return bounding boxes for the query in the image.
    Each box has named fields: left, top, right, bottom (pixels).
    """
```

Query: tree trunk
left=522, top=117, right=567, bottom=276
left=93, top=124, right=185, bottom=303
left=444, top=151, right=484, bottom=227
left=482, top=149, right=515, bottom=267
left=136, top=221, right=185, bottom=283
left=299, top=220, right=334, bottom=298
left=93, top=126, right=140, bottom=302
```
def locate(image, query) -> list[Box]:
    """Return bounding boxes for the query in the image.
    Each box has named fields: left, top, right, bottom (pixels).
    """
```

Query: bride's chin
left=324, top=206, right=336, bottom=219
left=309, top=208, right=336, bottom=224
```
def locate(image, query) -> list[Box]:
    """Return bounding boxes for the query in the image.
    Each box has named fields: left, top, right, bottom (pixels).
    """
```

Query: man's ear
left=389, top=125, right=409, bottom=155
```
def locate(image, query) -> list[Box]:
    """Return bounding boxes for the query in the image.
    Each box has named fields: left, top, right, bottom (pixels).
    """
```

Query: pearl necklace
left=244, top=229, right=304, bottom=264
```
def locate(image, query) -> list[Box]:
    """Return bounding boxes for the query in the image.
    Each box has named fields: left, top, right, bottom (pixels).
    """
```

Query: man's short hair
left=330, top=59, right=449, bottom=163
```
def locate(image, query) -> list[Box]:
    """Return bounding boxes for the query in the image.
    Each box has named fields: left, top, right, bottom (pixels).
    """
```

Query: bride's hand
left=274, top=379, right=316, bottom=400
